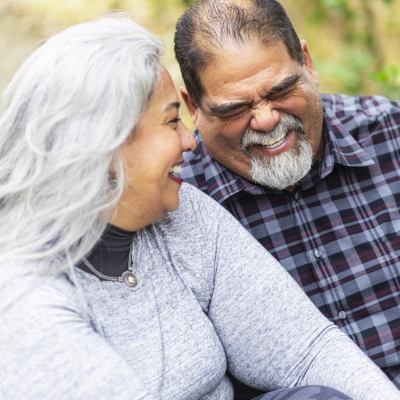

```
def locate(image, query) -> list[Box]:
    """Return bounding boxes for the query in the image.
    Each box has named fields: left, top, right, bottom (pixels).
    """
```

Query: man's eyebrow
left=208, top=100, right=251, bottom=116
left=164, top=102, right=180, bottom=111
left=264, top=74, right=301, bottom=96
left=207, top=75, right=301, bottom=116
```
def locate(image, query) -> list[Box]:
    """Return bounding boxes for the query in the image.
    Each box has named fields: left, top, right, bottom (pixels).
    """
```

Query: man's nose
left=249, top=102, right=280, bottom=132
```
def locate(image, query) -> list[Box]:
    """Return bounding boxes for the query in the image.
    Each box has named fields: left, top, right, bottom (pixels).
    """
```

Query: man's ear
left=300, top=39, right=319, bottom=85
left=180, top=86, right=200, bottom=126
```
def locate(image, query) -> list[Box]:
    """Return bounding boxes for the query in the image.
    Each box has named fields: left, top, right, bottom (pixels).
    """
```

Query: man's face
left=181, top=40, right=324, bottom=191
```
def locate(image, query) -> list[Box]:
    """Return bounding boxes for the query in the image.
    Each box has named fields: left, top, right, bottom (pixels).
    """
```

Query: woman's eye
left=167, top=117, right=181, bottom=127
left=168, top=118, right=182, bottom=130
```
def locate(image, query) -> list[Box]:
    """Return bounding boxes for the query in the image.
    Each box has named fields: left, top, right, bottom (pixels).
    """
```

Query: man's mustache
left=241, top=114, right=305, bottom=151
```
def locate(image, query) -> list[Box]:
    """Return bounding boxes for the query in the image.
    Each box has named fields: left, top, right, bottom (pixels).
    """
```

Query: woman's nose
left=179, top=121, right=197, bottom=153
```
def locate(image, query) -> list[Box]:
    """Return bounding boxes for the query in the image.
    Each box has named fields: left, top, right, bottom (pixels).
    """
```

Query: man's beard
left=241, top=114, right=313, bottom=190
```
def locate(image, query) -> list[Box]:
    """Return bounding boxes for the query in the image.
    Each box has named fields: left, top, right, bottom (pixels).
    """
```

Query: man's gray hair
left=0, top=13, right=163, bottom=276
left=174, top=0, right=303, bottom=107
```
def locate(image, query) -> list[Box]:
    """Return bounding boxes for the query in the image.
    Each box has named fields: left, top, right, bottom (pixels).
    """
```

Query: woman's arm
left=187, top=186, right=399, bottom=399
left=0, top=275, right=152, bottom=400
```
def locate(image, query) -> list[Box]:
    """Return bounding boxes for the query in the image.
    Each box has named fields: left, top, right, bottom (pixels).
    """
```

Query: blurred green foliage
left=290, top=0, right=400, bottom=98
left=0, top=0, right=399, bottom=130
left=171, top=0, right=400, bottom=99
left=180, top=0, right=196, bottom=7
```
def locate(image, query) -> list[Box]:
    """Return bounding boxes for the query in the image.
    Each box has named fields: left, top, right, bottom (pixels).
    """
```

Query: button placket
left=338, top=311, right=347, bottom=320
left=314, top=249, right=322, bottom=259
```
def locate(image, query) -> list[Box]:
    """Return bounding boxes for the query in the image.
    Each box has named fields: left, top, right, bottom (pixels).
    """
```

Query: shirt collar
left=319, top=105, right=375, bottom=179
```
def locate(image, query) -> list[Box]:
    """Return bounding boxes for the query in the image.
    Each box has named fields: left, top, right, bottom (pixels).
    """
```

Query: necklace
left=81, top=245, right=139, bottom=291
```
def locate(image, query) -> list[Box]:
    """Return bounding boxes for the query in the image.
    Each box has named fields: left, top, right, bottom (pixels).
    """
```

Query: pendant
left=120, top=270, right=139, bottom=290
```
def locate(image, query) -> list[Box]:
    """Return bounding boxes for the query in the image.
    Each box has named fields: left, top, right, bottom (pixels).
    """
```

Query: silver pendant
left=120, top=270, right=139, bottom=291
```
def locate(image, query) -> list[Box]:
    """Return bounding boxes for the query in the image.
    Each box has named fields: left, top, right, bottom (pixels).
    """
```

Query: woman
left=0, top=14, right=398, bottom=400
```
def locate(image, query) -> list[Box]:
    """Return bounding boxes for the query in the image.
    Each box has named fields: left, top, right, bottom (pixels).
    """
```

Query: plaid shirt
left=181, top=94, right=400, bottom=386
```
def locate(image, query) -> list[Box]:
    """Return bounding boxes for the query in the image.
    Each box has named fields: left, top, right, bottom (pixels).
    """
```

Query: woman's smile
left=169, top=162, right=183, bottom=185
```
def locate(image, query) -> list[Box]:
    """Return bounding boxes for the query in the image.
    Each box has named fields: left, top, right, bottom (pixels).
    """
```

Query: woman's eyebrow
left=164, top=102, right=180, bottom=111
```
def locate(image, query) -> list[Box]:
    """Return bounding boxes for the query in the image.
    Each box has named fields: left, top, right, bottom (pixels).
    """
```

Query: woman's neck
left=77, top=224, right=136, bottom=278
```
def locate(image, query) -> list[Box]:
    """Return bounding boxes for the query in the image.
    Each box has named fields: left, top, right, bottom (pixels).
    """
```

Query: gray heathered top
left=0, top=183, right=399, bottom=399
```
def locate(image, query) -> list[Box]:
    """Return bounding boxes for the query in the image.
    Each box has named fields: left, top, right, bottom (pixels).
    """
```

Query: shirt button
left=293, top=192, right=299, bottom=200
left=338, top=311, right=347, bottom=320
left=314, top=249, right=322, bottom=258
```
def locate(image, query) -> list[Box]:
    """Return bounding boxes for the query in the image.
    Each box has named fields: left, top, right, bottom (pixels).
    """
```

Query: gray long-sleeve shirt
left=0, top=183, right=399, bottom=399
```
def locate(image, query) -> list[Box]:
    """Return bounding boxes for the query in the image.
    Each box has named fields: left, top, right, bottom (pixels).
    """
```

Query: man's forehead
left=197, top=40, right=298, bottom=102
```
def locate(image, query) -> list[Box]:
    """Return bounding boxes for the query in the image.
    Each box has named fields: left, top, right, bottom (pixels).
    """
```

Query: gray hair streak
left=0, top=13, right=164, bottom=279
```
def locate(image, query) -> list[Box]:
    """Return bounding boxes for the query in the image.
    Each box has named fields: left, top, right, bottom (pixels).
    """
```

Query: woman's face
left=111, top=66, right=197, bottom=231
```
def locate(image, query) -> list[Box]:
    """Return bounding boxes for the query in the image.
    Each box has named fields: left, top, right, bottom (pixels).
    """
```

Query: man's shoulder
left=321, top=93, right=400, bottom=119
left=322, top=94, right=400, bottom=146
left=180, top=130, right=208, bottom=190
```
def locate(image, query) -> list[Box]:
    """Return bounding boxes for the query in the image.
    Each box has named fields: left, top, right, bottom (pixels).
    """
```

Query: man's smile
left=256, top=130, right=288, bottom=148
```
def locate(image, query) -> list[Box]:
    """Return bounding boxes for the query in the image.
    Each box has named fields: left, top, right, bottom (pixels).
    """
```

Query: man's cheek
left=217, top=119, right=250, bottom=144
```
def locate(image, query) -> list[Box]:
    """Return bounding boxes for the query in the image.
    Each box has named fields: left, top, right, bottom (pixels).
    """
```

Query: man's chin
left=250, top=175, right=298, bottom=191
left=248, top=156, right=312, bottom=190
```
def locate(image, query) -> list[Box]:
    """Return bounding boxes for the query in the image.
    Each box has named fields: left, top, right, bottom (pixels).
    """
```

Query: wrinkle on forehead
left=200, top=41, right=297, bottom=104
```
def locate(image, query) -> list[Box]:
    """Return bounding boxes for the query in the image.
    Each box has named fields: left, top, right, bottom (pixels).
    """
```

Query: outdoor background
left=1, top=0, right=399, bottom=129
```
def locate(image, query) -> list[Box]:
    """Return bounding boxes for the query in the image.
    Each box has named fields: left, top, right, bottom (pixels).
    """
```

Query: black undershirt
left=77, top=224, right=136, bottom=278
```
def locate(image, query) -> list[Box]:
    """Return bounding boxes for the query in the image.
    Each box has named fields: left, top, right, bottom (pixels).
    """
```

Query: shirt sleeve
left=0, top=277, right=153, bottom=400
left=184, top=185, right=400, bottom=400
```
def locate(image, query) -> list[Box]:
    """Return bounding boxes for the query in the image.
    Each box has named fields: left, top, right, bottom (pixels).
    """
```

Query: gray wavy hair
left=0, top=13, right=163, bottom=276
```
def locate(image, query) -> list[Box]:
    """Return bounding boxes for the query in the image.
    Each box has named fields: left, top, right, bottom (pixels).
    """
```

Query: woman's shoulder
left=152, top=183, right=228, bottom=246
left=173, top=182, right=227, bottom=226
left=152, top=182, right=249, bottom=253
left=178, top=182, right=215, bottom=208
left=0, top=269, right=85, bottom=324
left=148, top=183, right=217, bottom=256
left=0, top=269, right=96, bottom=364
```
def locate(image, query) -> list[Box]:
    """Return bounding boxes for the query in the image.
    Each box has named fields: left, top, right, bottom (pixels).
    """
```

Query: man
left=174, top=0, right=400, bottom=397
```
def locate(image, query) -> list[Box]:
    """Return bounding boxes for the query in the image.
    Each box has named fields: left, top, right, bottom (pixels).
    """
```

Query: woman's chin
left=164, top=194, right=181, bottom=214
